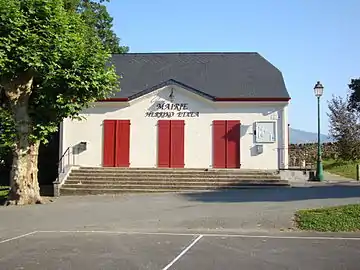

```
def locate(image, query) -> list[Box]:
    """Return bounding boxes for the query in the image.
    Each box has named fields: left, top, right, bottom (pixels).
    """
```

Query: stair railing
left=54, top=146, right=76, bottom=196
left=57, top=146, right=74, bottom=175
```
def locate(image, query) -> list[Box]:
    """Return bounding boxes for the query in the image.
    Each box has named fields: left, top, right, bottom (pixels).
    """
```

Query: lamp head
left=314, top=81, right=324, bottom=97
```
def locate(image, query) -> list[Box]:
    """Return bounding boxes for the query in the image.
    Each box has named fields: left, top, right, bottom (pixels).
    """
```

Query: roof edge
left=214, top=97, right=290, bottom=102
left=97, top=79, right=216, bottom=102
left=111, top=52, right=259, bottom=56
left=97, top=97, right=291, bottom=102
left=128, top=79, right=215, bottom=101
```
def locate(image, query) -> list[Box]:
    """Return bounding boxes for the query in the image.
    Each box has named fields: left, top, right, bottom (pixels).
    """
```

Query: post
left=67, top=150, right=70, bottom=169
left=357, top=164, right=360, bottom=181
left=316, top=96, right=324, bottom=181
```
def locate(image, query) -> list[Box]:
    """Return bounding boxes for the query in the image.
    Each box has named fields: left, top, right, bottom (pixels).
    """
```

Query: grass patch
left=323, top=159, right=358, bottom=179
left=295, top=204, right=360, bottom=232
left=0, top=186, right=9, bottom=201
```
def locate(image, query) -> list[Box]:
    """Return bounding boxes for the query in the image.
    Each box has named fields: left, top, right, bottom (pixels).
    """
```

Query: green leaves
left=348, top=78, right=360, bottom=112
left=0, top=107, right=16, bottom=148
left=0, top=0, right=120, bottom=145
left=77, top=0, right=129, bottom=53
left=1, top=0, right=67, bottom=78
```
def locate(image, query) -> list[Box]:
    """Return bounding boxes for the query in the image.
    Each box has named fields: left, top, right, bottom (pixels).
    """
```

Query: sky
left=106, top=0, right=360, bottom=135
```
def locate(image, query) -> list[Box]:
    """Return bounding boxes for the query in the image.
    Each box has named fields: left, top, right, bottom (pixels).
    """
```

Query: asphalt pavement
left=0, top=231, right=359, bottom=270
left=1, top=186, right=360, bottom=269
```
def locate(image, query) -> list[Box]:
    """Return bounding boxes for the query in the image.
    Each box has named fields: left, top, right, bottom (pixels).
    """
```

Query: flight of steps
left=60, top=167, right=289, bottom=196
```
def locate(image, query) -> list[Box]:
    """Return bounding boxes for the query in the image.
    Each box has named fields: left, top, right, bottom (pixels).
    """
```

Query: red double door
left=103, top=120, right=130, bottom=167
left=213, top=120, right=241, bottom=168
left=102, top=119, right=239, bottom=169
left=158, top=120, right=185, bottom=168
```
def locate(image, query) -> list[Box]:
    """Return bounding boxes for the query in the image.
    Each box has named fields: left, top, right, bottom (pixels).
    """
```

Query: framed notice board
left=255, top=121, right=276, bottom=143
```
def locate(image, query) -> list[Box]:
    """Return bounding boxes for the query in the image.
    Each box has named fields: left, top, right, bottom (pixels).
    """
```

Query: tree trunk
left=7, top=140, right=42, bottom=205
left=3, top=71, right=42, bottom=205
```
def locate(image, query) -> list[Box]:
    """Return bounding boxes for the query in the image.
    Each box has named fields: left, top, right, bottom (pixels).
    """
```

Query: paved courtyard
left=1, top=185, right=360, bottom=269
left=1, top=231, right=360, bottom=270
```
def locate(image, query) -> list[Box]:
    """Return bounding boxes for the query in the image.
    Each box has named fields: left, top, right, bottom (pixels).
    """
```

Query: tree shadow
left=0, top=186, right=53, bottom=206
left=323, top=161, right=346, bottom=171
left=181, top=184, right=360, bottom=203
left=323, top=163, right=337, bottom=170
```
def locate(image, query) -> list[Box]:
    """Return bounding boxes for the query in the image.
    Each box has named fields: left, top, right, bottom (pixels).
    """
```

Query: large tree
left=0, top=0, right=119, bottom=205
left=327, top=95, right=360, bottom=160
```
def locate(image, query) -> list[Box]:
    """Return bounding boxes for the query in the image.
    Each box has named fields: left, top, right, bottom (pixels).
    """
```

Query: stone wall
left=289, top=142, right=337, bottom=168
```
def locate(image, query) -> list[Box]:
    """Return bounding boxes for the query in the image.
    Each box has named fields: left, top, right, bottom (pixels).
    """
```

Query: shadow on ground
left=181, top=185, right=360, bottom=203
left=0, top=185, right=53, bottom=206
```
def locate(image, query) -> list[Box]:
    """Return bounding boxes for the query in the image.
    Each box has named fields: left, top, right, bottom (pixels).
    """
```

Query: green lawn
left=323, top=159, right=358, bottom=179
left=0, top=186, right=9, bottom=200
left=295, top=204, right=360, bottom=232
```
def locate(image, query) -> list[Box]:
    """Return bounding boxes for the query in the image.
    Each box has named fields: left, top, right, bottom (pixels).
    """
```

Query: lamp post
left=314, top=81, right=324, bottom=181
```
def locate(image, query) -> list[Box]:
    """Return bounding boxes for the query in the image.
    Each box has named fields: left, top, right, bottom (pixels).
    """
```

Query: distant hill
left=289, top=128, right=333, bottom=144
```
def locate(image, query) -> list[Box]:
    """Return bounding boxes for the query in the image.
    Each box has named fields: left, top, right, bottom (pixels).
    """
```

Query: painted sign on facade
left=145, top=102, right=200, bottom=118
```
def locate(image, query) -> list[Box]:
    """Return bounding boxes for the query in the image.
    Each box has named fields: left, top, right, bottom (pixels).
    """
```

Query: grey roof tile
left=110, top=52, right=290, bottom=100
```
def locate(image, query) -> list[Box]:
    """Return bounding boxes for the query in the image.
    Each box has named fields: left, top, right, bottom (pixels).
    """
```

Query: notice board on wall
left=255, top=121, right=276, bottom=143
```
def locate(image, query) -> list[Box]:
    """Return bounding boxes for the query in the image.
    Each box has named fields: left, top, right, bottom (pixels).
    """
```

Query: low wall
left=279, top=169, right=315, bottom=182
left=289, top=142, right=337, bottom=167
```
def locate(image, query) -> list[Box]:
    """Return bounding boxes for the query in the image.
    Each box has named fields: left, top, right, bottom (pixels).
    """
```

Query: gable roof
left=110, top=52, right=290, bottom=101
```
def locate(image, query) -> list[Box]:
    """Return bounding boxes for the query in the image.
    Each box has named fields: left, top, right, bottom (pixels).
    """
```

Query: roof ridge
left=112, top=52, right=259, bottom=55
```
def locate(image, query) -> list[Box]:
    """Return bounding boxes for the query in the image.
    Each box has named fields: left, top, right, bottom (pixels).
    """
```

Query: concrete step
left=59, top=167, right=286, bottom=196
left=62, top=181, right=289, bottom=189
left=69, top=172, right=280, bottom=179
left=60, top=185, right=290, bottom=196
left=79, top=167, right=275, bottom=172
left=64, top=179, right=286, bottom=185
left=73, top=168, right=277, bottom=176
left=66, top=175, right=281, bottom=181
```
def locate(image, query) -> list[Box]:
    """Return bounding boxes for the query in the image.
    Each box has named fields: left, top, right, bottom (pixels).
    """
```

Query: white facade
left=60, top=85, right=289, bottom=170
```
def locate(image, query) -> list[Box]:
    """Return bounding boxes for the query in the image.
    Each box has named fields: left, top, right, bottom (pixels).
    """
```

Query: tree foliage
left=64, top=0, right=129, bottom=53
left=327, top=95, right=360, bottom=161
left=0, top=0, right=119, bottom=145
left=0, top=0, right=126, bottom=162
left=0, top=0, right=120, bottom=204
left=348, top=78, right=360, bottom=111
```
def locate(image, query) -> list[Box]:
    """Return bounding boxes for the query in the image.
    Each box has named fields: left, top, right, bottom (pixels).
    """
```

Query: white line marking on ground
left=205, top=233, right=360, bottom=241
left=37, top=230, right=360, bottom=241
left=38, top=230, right=197, bottom=237
left=0, top=231, right=37, bottom=244
left=162, top=234, right=203, bottom=270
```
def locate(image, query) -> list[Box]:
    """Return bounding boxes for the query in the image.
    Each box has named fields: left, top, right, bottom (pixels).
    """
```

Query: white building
left=60, top=52, right=290, bottom=171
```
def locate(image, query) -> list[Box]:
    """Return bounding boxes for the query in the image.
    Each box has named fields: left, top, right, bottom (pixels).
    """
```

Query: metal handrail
left=57, top=146, right=71, bottom=175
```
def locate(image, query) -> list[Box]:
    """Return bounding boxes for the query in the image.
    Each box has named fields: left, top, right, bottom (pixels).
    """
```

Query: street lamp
left=314, top=81, right=324, bottom=181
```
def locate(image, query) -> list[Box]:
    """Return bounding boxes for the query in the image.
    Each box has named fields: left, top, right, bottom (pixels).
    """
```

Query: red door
left=170, top=120, right=185, bottom=168
left=213, top=120, right=241, bottom=168
left=103, top=120, right=116, bottom=167
left=158, top=120, right=171, bottom=168
left=226, top=120, right=241, bottom=168
left=103, top=120, right=130, bottom=167
left=158, top=120, right=185, bottom=168
left=115, top=120, right=131, bottom=167
left=213, top=120, right=227, bottom=168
